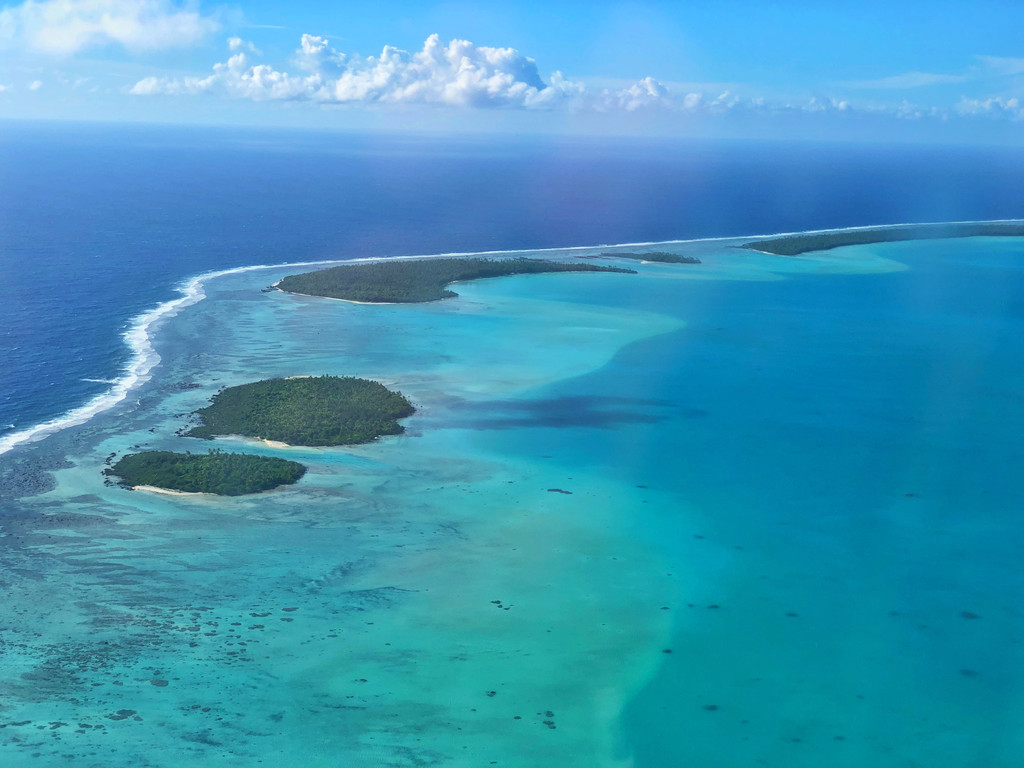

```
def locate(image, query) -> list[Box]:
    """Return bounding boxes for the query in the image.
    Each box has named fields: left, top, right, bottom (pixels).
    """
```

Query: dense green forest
left=275, top=257, right=635, bottom=303
left=744, top=222, right=1024, bottom=256
left=593, top=251, right=701, bottom=264
left=185, top=375, right=415, bottom=446
left=106, top=450, right=306, bottom=496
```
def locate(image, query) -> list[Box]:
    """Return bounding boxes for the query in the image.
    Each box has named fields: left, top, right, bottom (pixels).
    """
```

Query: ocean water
left=6, top=123, right=1024, bottom=443
left=2, top=125, right=1024, bottom=766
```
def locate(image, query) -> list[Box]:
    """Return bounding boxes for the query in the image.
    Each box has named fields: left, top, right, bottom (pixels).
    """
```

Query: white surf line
left=0, top=259, right=337, bottom=457
left=4, top=217, right=1022, bottom=456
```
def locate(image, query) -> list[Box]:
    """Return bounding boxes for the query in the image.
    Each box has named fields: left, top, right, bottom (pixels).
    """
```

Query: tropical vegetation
left=595, top=251, right=701, bottom=263
left=744, top=222, right=1024, bottom=256
left=105, top=449, right=306, bottom=496
left=184, top=375, right=415, bottom=446
left=275, top=257, right=635, bottom=303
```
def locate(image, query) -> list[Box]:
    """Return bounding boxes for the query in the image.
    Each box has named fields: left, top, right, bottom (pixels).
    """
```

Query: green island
left=105, top=450, right=306, bottom=496
left=743, top=221, right=1024, bottom=256
left=588, top=251, right=701, bottom=264
left=275, top=257, right=635, bottom=303
left=184, top=375, right=415, bottom=446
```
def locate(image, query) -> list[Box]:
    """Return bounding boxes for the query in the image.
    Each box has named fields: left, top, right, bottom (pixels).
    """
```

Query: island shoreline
left=132, top=484, right=210, bottom=497
left=742, top=220, right=1024, bottom=256
left=4, top=218, right=1023, bottom=457
left=273, top=257, right=636, bottom=304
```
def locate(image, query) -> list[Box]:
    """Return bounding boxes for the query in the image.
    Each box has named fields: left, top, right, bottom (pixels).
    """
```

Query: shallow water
left=2, top=237, right=1022, bottom=766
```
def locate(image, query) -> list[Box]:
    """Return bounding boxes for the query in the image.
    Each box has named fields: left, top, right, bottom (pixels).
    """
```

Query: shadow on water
left=439, top=395, right=705, bottom=430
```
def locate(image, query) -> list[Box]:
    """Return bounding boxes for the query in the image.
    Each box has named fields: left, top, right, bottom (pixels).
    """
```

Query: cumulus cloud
left=132, top=33, right=591, bottom=108
left=27, top=78, right=42, bottom=90
left=227, top=36, right=259, bottom=54
left=0, top=0, right=219, bottom=55
left=955, top=96, right=1023, bottom=119
left=598, top=76, right=673, bottom=111
left=294, top=33, right=345, bottom=73
left=130, top=34, right=775, bottom=114
left=803, top=95, right=850, bottom=113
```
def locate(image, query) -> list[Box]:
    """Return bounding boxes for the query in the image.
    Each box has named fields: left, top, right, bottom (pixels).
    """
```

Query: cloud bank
left=126, top=33, right=1024, bottom=124
left=129, top=34, right=863, bottom=116
left=0, top=0, right=219, bottom=54
left=133, top=33, right=583, bottom=108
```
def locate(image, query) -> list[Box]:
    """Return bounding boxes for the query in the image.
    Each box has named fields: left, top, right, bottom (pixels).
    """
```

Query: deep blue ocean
left=4, top=121, right=1024, bottom=440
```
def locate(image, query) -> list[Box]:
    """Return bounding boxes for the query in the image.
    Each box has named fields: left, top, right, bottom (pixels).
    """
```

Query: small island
left=743, top=221, right=1024, bottom=256
left=274, top=257, right=635, bottom=303
left=105, top=449, right=306, bottom=496
left=184, top=375, right=415, bottom=446
left=587, top=251, right=701, bottom=264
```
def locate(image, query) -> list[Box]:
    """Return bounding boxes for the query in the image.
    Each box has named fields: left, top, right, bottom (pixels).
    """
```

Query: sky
left=1, top=0, right=1024, bottom=142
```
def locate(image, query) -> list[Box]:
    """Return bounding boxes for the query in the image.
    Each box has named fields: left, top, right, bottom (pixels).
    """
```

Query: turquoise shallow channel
left=2, top=236, right=1024, bottom=767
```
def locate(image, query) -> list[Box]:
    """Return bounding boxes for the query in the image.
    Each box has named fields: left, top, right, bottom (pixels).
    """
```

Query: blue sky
left=1, top=0, right=1023, bottom=142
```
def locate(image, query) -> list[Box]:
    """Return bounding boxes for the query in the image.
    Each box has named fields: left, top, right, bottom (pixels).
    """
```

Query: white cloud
left=125, top=32, right=1024, bottom=126
left=227, top=35, right=259, bottom=55
left=681, top=92, right=703, bottom=110
left=841, top=71, right=966, bottom=89
left=602, top=76, right=672, bottom=111
left=126, top=75, right=162, bottom=94
left=130, top=34, right=730, bottom=114
left=27, top=78, right=42, bottom=90
left=294, top=33, right=343, bottom=73
left=133, top=33, right=585, bottom=108
left=806, top=96, right=850, bottom=113
left=0, top=0, right=219, bottom=55
left=955, top=96, right=1023, bottom=119
left=0, top=83, right=8, bottom=92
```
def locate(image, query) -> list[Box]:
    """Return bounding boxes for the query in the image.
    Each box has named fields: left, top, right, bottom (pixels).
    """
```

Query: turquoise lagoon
left=2, top=236, right=1024, bottom=766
